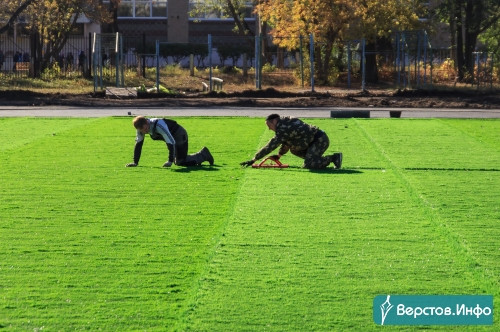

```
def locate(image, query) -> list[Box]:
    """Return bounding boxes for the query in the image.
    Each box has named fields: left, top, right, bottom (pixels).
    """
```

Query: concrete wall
left=167, top=0, right=189, bottom=43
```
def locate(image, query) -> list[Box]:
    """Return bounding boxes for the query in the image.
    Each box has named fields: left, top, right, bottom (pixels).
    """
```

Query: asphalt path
left=1, top=105, right=500, bottom=118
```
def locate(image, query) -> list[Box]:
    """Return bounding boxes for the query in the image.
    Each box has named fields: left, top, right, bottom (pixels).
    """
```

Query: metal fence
left=1, top=31, right=497, bottom=90
left=0, top=34, right=89, bottom=78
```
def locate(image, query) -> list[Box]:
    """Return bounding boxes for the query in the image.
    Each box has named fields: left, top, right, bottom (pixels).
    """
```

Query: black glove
left=269, top=155, right=280, bottom=162
left=240, top=159, right=255, bottom=167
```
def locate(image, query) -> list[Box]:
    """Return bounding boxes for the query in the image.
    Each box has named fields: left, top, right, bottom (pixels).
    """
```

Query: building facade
left=103, top=0, right=256, bottom=45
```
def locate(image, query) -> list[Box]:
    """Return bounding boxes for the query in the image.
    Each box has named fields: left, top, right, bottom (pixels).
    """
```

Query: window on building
left=104, top=0, right=167, bottom=18
left=188, top=1, right=254, bottom=20
left=135, top=1, right=150, bottom=17
left=152, top=1, right=167, bottom=17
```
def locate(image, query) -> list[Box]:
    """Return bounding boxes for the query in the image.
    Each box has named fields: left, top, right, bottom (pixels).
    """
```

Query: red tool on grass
left=252, top=156, right=289, bottom=168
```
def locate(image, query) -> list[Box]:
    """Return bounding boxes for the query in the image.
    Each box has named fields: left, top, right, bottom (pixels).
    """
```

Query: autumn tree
left=435, top=0, right=500, bottom=82
left=256, top=0, right=423, bottom=84
left=257, top=0, right=357, bottom=84
left=0, top=0, right=35, bottom=34
left=1, top=0, right=111, bottom=77
left=349, top=0, right=424, bottom=83
left=102, top=0, right=121, bottom=33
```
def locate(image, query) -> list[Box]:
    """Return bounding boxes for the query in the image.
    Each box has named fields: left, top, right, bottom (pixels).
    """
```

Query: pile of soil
left=1, top=88, right=499, bottom=109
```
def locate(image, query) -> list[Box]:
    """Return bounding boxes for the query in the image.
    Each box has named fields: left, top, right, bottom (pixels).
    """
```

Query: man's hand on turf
left=240, top=159, right=255, bottom=167
left=126, top=162, right=138, bottom=167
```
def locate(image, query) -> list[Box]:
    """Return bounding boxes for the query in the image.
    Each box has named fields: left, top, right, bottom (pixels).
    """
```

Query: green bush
left=216, top=44, right=252, bottom=67
left=42, top=62, right=62, bottom=80
left=262, top=63, right=277, bottom=73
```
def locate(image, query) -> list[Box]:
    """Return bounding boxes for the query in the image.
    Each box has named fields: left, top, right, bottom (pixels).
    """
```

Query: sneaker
left=332, top=153, right=342, bottom=169
left=202, top=147, right=214, bottom=165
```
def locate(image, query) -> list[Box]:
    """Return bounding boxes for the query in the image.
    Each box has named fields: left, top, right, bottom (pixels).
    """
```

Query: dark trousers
left=173, top=126, right=205, bottom=166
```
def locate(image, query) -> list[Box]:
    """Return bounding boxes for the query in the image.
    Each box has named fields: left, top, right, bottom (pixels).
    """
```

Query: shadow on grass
left=404, top=167, right=500, bottom=172
left=307, top=168, right=363, bottom=174
left=257, top=165, right=363, bottom=174
left=171, top=165, right=221, bottom=173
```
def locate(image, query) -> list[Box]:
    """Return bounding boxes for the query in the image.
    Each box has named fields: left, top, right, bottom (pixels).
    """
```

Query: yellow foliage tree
left=256, top=0, right=423, bottom=84
left=257, top=0, right=356, bottom=84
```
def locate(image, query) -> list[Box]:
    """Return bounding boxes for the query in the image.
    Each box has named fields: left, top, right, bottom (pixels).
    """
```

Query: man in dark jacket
left=240, top=114, right=342, bottom=169
left=126, top=116, right=214, bottom=167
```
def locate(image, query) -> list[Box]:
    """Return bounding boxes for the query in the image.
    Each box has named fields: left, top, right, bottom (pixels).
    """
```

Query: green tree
left=189, top=0, right=261, bottom=58
left=479, top=17, right=500, bottom=81
left=435, top=0, right=500, bottom=82
left=189, top=0, right=255, bottom=37
left=479, top=18, right=500, bottom=58
left=349, top=0, right=424, bottom=83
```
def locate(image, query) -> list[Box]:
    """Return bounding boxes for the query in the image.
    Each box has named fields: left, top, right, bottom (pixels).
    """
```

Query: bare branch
left=0, top=0, right=35, bottom=34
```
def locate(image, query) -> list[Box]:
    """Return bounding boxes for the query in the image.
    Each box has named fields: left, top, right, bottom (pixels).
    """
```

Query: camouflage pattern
left=291, top=132, right=332, bottom=169
left=254, top=116, right=333, bottom=169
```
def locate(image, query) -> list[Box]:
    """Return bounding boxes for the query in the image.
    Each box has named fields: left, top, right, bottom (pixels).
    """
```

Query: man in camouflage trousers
left=240, top=114, right=342, bottom=169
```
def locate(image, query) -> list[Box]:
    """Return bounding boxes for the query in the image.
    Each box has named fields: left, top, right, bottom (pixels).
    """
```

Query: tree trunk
left=225, top=0, right=253, bottom=37
left=30, top=31, right=40, bottom=77
left=463, top=0, right=483, bottom=83
left=102, top=0, right=119, bottom=33
left=463, top=30, right=477, bottom=83
left=448, top=3, right=457, bottom=64
left=314, top=45, right=324, bottom=83
left=0, top=0, right=35, bottom=34
left=334, top=44, right=345, bottom=72
left=365, top=42, right=378, bottom=84
left=260, top=22, right=273, bottom=64
left=317, top=42, right=334, bottom=85
left=454, top=3, right=465, bottom=82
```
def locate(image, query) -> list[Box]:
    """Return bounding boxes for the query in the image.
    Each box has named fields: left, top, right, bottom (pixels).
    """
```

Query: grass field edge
left=352, top=118, right=499, bottom=295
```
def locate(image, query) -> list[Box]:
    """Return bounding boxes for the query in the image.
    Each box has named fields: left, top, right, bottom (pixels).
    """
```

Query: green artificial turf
left=0, top=117, right=498, bottom=331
